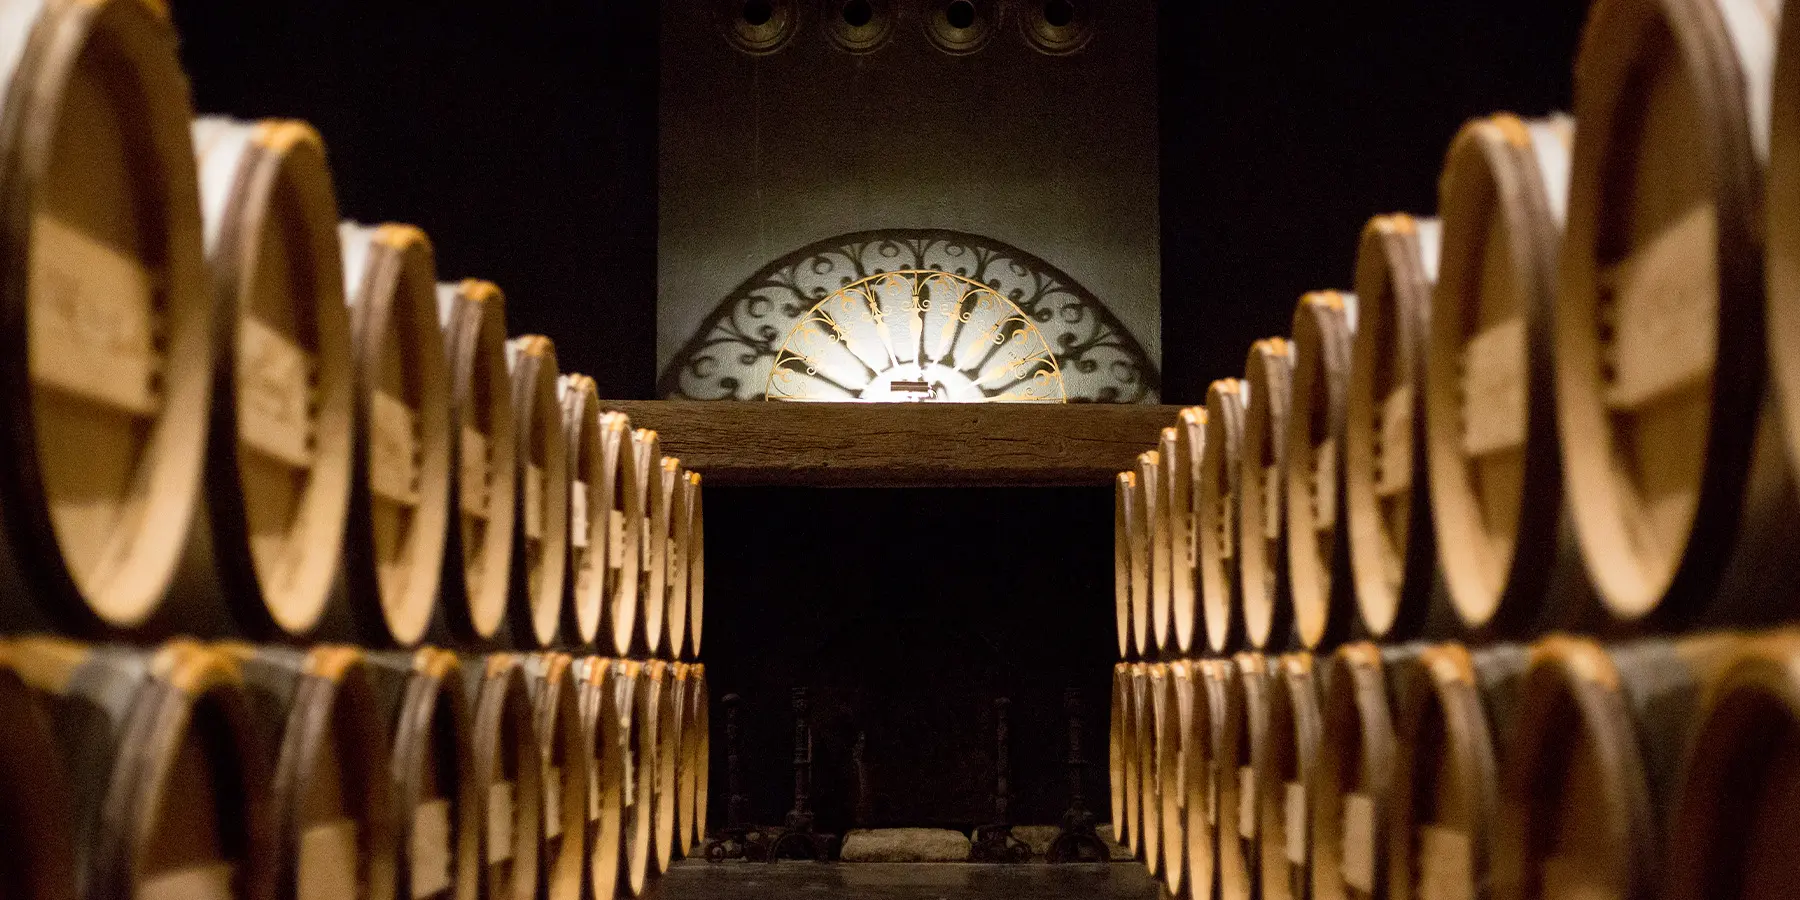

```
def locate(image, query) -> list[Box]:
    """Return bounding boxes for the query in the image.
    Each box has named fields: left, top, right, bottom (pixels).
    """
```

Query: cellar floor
left=662, top=861, right=1169, bottom=899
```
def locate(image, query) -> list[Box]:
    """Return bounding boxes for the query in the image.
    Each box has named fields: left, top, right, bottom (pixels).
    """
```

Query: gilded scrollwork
left=660, top=229, right=1158, bottom=402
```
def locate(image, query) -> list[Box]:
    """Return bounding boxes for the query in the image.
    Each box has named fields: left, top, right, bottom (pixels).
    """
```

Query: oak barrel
left=462, top=654, right=542, bottom=900
left=1388, top=643, right=1526, bottom=900
left=505, top=337, right=570, bottom=649
left=682, top=473, right=705, bottom=660
left=631, top=430, right=666, bottom=657
left=1557, top=0, right=1797, bottom=627
left=1125, top=663, right=1148, bottom=857
left=601, top=414, right=644, bottom=658
left=0, top=0, right=213, bottom=634
left=1115, top=471, right=1138, bottom=660
left=1153, top=661, right=1187, bottom=894
left=1492, top=635, right=1738, bottom=900
left=179, top=117, right=353, bottom=640
left=1153, top=428, right=1178, bottom=654
left=220, top=644, right=396, bottom=900
left=1241, top=340, right=1296, bottom=651
left=1172, top=407, right=1207, bottom=655
left=338, top=223, right=451, bottom=647
left=1218, top=652, right=1273, bottom=900
left=521, top=653, right=586, bottom=900
left=618, top=660, right=672, bottom=896
left=660, top=459, right=691, bottom=663
left=1139, top=662, right=1165, bottom=876
left=364, top=649, right=475, bottom=900
left=680, top=663, right=710, bottom=852
left=1133, top=451, right=1160, bottom=660
left=1311, top=641, right=1419, bottom=900
left=1663, top=631, right=1800, bottom=900
left=1258, top=652, right=1323, bottom=900
left=1427, top=114, right=1590, bottom=639
left=1287, top=291, right=1361, bottom=651
left=1199, top=378, right=1248, bottom=654
left=571, top=656, right=625, bottom=900
left=1110, top=663, right=1133, bottom=848
left=3, top=638, right=272, bottom=900
left=1347, top=215, right=1448, bottom=641
left=436, top=280, right=515, bottom=647
left=558, top=375, right=604, bottom=647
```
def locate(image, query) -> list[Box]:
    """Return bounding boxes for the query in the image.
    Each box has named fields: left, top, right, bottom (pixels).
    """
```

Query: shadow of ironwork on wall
left=659, top=229, right=1160, bottom=402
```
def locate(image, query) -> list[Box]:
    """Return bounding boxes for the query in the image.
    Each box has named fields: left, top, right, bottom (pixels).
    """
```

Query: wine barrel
left=338, top=223, right=451, bottom=647
left=680, top=663, right=710, bottom=852
left=1140, top=663, right=1166, bottom=876
left=1200, top=378, right=1248, bottom=654
left=1558, top=0, right=1798, bottom=628
left=1219, top=652, right=1274, bottom=900
left=1133, top=451, right=1160, bottom=660
left=177, top=117, right=354, bottom=641
left=1123, top=662, right=1152, bottom=856
left=1773, top=2, right=1800, bottom=506
left=219, top=644, right=396, bottom=900
left=521, top=653, right=587, bottom=900
left=462, top=654, right=543, bottom=900
left=1115, top=472, right=1138, bottom=661
left=559, top=375, right=604, bottom=647
left=1311, top=641, right=1421, bottom=900
left=618, top=660, right=671, bottom=896
left=2, top=637, right=272, bottom=900
left=1664, top=631, right=1800, bottom=900
left=0, top=0, right=213, bottom=635
left=1258, top=652, right=1323, bottom=900
left=660, top=459, right=691, bottom=662
left=651, top=661, right=683, bottom=873
left=1388, top=643, right=1527, bottom=900
left=683, top=472, right=705, bottom=661
left=436, top=279, right=515, bottom=648
left=1110, top=663, right=1134, bottom=849
left=1153, top=661, right=1187, bottom=895
left=1242, top=340, right=1296, bottom=651
left=1186, top=659, right=1230, bottom=900
left=601, top=414, right=643, bottom=657
left=506, top=337, right=570, bottom=649
left=1493, top=634, right=1738, bottom=900
left=571, top=656, right=625, bottom=900
left=0, top=659, right=75, bottom=900
left=1153, top=428, right=1178, bottom=654
left=1427, top=114, right=1590, bottom=639
left=363, top=649, right=475, bottom=900
left=632, top=430, right=667, bottom=657
left=1172, top=407, right=1207, bottom=655
left=1287, top=291, right=1361, bottom=651
left=1347, top=215, right=1448, bottom=641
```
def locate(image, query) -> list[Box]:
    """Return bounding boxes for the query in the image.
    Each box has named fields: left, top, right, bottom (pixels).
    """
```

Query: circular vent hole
left=946, top=0, right=977, bottom=29
left=1044, top=0, right=1075, bottom=26
left=842, top=0, right=873, bottom=27
left=743, top=0, right=774, bottom=25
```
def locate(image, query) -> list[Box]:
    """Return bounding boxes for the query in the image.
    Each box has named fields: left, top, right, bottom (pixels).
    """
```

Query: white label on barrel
left=571, top=481, right=590, bottom=548
left=1237, top=766, right=1257, bottom=840
left=1341, top=793, right=1377, bottom=893
left=299, top=819, right=360, bottom=900
left=1263, top=465, right=1282, bottom=539
left=545, top=766, right=562, bottom=838
left=1602, top=206, right=1717, bottom=410
left=1284, top=782, right=1307, bottom=866
left=1378, top=386, right=1414, bottom=497
left=1418, top=824, right=1473, bottom=900
left=525, top=465, right=545, bottom=541
left=411, top=799, right=453, bottom=899
left=1312, top=439, right=1338, bottom=529
left=461, top=428, right=490, bottom=517
left=487, top=781, right=515, bottom=864
left=238, top=316, right=316, bottom=468
left=609, top=509, right=626, bottom=568
left=28, top=215, right=160, bottom=415
left=1460, top=317, right=1527, bottom=457
left=370, top=391, right=420, bottom=505
left=139, top=862, right=235, bottom=900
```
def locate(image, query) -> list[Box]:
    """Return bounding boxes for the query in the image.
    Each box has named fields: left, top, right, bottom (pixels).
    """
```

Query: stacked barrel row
left=1116, top=0, right=1800, bottom=897
left=0, top=641, right=709, bottom=900
left=0, top=0, right=704, bottom=658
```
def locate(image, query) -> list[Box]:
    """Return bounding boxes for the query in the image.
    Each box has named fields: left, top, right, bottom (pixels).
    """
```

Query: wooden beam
left=599, top=401, right=1188, bottom=487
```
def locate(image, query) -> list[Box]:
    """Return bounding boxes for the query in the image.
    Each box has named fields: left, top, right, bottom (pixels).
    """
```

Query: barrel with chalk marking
left=572, top=656, right=625, bottom=900
left=1258, top=652, right=1323, bottom=900
left=463, top=654, right=542, bottom=900
left=1219, top=652, right=1273, bottom=900
left=364, top=649, right=475, bottom=900
left=436, top=280, right=515, bottom=648
left=505, top=337, right=569, bottom=649
left=0, top=0, right=214, bottom=635
left=338, top=223, right=451, bottom=647
left=1287, top=292, right=1361, bottom=651
left=521, top=653, right=586, bottom=900
left=1311, top=641, right=1420, bottom=900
